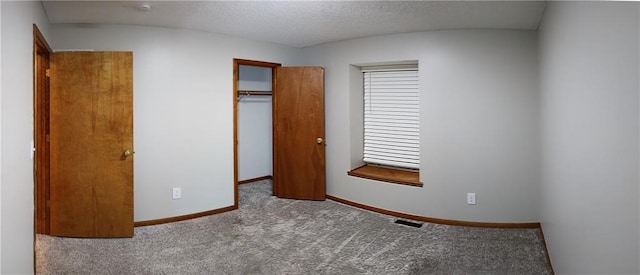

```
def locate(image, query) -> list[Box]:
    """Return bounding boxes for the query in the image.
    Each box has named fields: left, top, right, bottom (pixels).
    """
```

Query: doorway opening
left=232, top=59, right=280, bottom=207
left=33, top=29, right=135, bottom=238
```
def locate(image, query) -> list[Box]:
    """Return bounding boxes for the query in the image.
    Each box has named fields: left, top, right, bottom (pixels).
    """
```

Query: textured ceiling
left=42, top=1, right=547, bottom=48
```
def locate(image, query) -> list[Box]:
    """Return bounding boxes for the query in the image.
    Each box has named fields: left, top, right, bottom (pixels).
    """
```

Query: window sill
left=347, top=165, right=422, bottom=187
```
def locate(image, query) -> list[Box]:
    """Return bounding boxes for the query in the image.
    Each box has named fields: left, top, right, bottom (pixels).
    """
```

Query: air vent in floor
left=394, top=219, right=423, bottom=228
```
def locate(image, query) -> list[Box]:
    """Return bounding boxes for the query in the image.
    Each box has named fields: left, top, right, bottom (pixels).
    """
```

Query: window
left=363, top=67, right=420, bottom=170
left=348, top=63, right=421, bottom=187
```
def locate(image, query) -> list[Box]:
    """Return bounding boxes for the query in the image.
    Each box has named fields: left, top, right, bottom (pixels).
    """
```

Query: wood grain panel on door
left=273, top=67, right=326, bottom=200
left=49, top=52, right=134, bottom=237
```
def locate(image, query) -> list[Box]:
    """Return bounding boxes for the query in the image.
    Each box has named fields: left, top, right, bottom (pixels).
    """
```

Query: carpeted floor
left=36, top=180, right=552, bottom=274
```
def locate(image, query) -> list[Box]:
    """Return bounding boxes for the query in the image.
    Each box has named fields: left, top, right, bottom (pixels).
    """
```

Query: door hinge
left=45, top=69, right=50, bottom=77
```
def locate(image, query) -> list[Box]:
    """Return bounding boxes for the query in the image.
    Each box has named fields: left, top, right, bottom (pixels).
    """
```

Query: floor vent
left=394, top=219, right=423, bottom=228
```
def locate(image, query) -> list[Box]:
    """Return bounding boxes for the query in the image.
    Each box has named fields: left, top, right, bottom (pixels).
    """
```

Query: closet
left=233, top=59, right=326, bottom=203
left=237, top=65, right=273, bottom=183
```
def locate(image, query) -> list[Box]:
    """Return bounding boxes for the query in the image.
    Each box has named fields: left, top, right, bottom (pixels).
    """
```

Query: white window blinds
left=363, top=69, right=420, bottom=169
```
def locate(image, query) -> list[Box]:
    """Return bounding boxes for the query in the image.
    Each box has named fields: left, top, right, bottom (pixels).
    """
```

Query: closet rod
left=237, top=90, right=272, bottom=96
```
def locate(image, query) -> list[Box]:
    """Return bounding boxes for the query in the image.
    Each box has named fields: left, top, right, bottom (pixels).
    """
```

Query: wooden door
left=273, top=67, right=325, bottom=200
left=34, top=25, right=51, bottom=234
left=49, top=52, right=134, bottom=237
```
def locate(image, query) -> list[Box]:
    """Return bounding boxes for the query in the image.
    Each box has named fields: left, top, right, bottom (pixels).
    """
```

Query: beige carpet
left=36, top=180, right=552, bottom=274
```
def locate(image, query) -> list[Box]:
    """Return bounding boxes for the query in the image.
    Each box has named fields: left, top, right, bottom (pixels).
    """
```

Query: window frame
left=347, top=62, right=421, bottom=187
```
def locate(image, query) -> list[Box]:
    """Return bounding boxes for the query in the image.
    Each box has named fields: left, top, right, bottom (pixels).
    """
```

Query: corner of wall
left=1, top=1, right=51, bottom=273
left=0, top=1, right=3, bottom=272
left=538, top=2, right=640, bottom=273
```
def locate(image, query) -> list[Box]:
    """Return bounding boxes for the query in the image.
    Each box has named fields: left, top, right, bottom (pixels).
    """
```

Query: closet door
left=273, top=67, right=325, bottom=200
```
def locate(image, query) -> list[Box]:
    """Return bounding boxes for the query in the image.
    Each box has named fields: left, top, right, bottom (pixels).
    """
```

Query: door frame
left=232, top=59, right=280, bottom=207
left=33, top=24, right=52, bottom=235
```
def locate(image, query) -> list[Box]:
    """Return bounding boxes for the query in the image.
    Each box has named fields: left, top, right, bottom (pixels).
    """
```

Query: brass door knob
left=121, top=150, right=133, bottom=160
left=316, top=138, right=324, bottom=144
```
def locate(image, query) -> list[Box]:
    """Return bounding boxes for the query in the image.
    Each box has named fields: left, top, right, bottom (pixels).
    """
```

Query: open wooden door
left=34, top=25, right=51, bottom=234
left=273, top=67, right=326, bottom=200
left=49, top=52, right=134, bottom=237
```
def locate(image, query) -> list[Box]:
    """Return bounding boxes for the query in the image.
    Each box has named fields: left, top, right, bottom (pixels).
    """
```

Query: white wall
left=0, top=1, right=51, bottom=273
left=539, top=2, right=640, bottom=274
left=50, top=24, right=300, bottom=221
left=301, top=30, right=540, bottom=222
left=238, top=65, right=273, bottom=181
left=0, top=2, right=3, bottom=271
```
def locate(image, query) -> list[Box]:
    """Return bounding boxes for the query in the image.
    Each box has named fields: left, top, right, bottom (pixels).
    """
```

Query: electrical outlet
left=172, top=187, right=182, bottom=200
left=467, top=193, right=476, bottom=205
